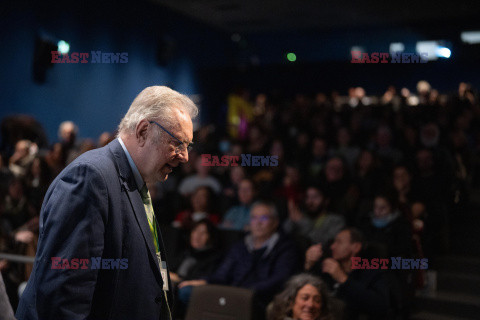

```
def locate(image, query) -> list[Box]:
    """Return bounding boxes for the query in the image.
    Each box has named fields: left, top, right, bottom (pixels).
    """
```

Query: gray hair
left=250, top=200, right=279, bottom=220
left=117, top=86, right=198, bottom=139
left=268, top=274, right=333, bottom=320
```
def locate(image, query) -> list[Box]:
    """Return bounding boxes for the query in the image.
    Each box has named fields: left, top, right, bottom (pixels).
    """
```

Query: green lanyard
left=146, top=210, right=160, bottom=253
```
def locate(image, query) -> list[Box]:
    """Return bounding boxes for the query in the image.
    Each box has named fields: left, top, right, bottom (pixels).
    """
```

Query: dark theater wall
left=0, top=0, right=231, bottom=143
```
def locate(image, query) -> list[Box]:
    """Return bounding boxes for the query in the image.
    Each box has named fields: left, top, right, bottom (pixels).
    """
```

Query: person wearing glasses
left=16, top=86, right=198, bottom=320
left=179, top=201, right=300, bottom=315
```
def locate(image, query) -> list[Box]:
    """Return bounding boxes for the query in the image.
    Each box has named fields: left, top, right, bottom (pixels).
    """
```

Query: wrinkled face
left=142, top=108, right=193, bottom=183
left=238, top=180, right=254, bottom=205
left=250, top=204, right=278, bottom=241
left=330, top=230, right=356, bottom=261
left=190, top=223, right=210, bottom=249
left=305, top=188, right=324, bottom=214
left=374, top=197, right=392, bottom=218
left=292, top=284, right=322, bottom=320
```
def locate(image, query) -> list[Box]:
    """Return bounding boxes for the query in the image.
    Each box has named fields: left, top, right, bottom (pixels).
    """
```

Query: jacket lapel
left=108, top=140, right=163, bottom=280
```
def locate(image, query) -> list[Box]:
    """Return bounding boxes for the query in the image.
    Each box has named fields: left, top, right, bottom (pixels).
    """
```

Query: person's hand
left=288, top=199, right=303, bottom=222
left=15, top=230, right=34, bottom=243
left=305, top=244, right=323, bottom=270
left=169, top=272, right=181, bottom=283
left=322, top=258, right=348, bottom=284
left=178, top=279, right=207, bottom=289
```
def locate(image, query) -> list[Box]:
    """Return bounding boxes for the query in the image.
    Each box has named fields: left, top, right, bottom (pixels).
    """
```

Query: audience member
left=283, top=185, right=345, bottom=246
left=173, top=186, right=220, bottom=229
left=179, top=201, right=300, bottom=310
left=268, top=273, right=334, bottom=320
left=305, top=228, right=390, bottom=319
left=220, top=178, right=256, bottom=230
left=361, top=194, right=413, bottom=258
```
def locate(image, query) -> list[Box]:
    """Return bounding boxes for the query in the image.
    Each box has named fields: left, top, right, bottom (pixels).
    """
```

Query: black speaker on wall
left=32, top=35, right=57, bottom=84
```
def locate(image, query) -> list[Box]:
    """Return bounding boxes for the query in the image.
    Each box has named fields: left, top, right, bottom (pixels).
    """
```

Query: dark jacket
left=336, top=269, right=390, bottom=319
left=208, top=233, right=300, bottom=305
left=16, top=139, right=173, bottom=320
left=170, top=246, right=223, bottom=281
left=362, top=213, right=413, bottom=258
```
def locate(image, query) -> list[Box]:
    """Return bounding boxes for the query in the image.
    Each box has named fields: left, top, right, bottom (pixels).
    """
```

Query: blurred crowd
left=1, top=80, right=479, bottom=319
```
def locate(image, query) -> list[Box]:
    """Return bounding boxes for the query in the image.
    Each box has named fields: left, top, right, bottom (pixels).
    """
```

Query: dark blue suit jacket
left=16, top=139, right=173, bottom=320
left=207, top=233, right=300, bottom=306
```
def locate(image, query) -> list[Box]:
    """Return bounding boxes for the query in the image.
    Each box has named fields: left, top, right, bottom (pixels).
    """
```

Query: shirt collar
left=118, top=137, right=144, bottom=190
left=244, top=232, right=280, bottom=258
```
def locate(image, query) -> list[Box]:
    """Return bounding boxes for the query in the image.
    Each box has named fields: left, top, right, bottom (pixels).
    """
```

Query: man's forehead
left=171, top=109, right=193, bottom=142
left=251, top=205, right=270, bottom=216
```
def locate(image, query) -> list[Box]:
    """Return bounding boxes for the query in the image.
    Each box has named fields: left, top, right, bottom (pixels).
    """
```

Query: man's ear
left=136, top=120, right=150, bottom=147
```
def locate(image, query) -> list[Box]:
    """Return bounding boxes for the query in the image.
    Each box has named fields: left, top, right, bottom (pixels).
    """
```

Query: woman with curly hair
left=268, top=273, right=333, bottom=320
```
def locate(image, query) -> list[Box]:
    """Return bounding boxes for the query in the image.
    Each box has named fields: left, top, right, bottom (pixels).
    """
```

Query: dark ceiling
left=153, top=0, right=480, bottom=33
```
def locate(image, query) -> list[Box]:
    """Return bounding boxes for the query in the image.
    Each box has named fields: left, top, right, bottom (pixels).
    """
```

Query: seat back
left=185, top=285, right=254, bottom=320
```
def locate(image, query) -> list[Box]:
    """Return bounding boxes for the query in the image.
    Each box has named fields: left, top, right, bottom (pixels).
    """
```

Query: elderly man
left=180, top=201, right=300, bottom=308
left=16, top=86, right=198, bottom=320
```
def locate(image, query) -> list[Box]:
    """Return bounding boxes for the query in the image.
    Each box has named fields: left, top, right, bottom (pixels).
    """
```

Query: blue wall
left=0, top=0, right=230, bottom=143
left=2, top=1, right=478, bottom=144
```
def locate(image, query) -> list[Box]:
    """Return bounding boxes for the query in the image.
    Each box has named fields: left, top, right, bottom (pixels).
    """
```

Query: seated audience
left=178, top=157, right=222, bottom=196
left=283, top=185, right=345, bottom=246
left=172, top=186, right=220, bottom=229
left=305, top=228, right=390, bottom=319
left=169, top=219, right=223, bottom=284
left=179, top=201, right=300, bottom=309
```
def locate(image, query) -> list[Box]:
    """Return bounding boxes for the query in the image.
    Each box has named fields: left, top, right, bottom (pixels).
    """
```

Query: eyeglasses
left=250, top=215, right=272, bottom=222
left=149, top=121, right=193, bottom=154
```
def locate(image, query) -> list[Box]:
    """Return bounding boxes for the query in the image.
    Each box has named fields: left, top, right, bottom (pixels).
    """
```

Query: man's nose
left=178, top=149, right=189, bottom=163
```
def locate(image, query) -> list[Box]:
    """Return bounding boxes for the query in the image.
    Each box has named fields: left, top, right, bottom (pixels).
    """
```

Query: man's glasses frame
left=149, top=121, right=193, bottom=154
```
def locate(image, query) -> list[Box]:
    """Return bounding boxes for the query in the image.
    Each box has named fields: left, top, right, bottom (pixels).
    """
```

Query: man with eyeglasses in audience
left=179, top=200, right=300, bottom=312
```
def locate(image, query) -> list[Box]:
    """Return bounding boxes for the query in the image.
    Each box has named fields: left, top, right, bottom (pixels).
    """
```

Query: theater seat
left=185, top=285, right=254, bottom=320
